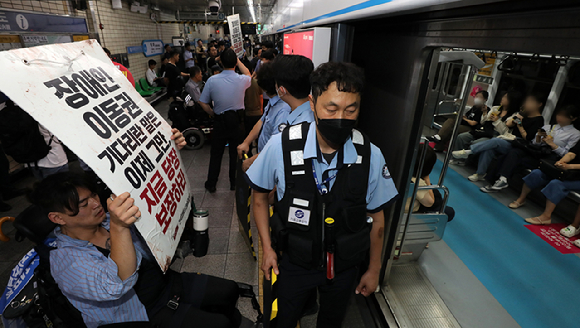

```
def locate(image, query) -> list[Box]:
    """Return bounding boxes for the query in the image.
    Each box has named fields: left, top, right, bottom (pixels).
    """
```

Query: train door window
left=554, top=60, right=580, bottom=125
left=444, top=63, right=463, bottom=96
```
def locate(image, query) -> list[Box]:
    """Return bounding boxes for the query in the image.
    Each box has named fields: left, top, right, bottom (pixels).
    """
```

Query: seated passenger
left=146, top=59, right=165, bottom=88
left=406, top=144, right=436, bottom=212
left=30, top=131, right=242, bottom=328
left=561, top=205, right=580, bottom=246
left=427, top=90, right=490, bottom=152
left=452, top=92, right=545, bottom=182
left=451, top=90, right=523, bottom=163
left=509, top=142, right=580, bottom=225
left=482, top=105, right=580, bottom=192
left=185, top=66, right=203, bottom=103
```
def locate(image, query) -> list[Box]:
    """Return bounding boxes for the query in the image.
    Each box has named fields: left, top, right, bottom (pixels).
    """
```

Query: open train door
left=379, top=50, right=484, bottom=328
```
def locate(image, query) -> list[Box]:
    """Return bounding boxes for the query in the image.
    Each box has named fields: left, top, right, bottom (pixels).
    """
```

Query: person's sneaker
left=560, top=225, right=580, bottom=238
left=573, top=239, right=580, bottom=248
left=449, top=159, right=466, bottom=166
left=425, top=135, right=441, bottom=143
left=491, top=179, right=509, bottom=191
left=452, top=149, right=470, bottom=159
left=480, top=185, right=498, bottom=193
left=468, top=173, right=486, bottom=182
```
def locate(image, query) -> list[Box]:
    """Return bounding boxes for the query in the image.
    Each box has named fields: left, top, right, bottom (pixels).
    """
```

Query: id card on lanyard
left=312, top=161, right=337, bottom=195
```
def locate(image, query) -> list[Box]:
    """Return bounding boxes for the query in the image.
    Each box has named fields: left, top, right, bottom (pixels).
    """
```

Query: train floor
left=416, top=153, right=580, bottom=328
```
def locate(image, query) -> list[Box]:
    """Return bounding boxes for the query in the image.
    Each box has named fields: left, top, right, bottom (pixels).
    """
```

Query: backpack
left=0, top=100, right=52, bottom=165
left=1, top=243, right=87, bottom=328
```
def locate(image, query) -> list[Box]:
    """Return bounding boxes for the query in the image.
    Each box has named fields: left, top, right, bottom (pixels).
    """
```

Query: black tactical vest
left=270, top=122, right=372, bottom=272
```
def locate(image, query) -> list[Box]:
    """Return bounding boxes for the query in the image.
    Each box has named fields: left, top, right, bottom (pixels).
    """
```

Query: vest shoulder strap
left=281, top=122, right=312, bottom=189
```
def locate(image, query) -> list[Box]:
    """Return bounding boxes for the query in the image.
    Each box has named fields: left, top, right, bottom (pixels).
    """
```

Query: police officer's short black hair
left=272, top=55, right=314, bottom=99
left=170, top=49, right=180, bottom=59
left=218, top=40, right=226, bottom=47
left=189, top=66, right=201, bottom=77
left=310, top=62, right=365, bottom=102
left=256, top=62, right=276, bottom=96
left=30, top=172, right=97, bottom=217
left=221, top=48, right=238, bottom=69
left=260, top=50, right=275, bottom=61
left=165, top=44, right=171, bottom=49
left=184, top=42, right=191, bottom=48
left=148, top=59, right=156, bottom=67
left=262, top=40, right=274, bottom=49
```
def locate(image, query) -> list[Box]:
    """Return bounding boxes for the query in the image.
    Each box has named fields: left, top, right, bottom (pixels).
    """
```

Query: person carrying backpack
left=0, top=98, right=68, bottom=180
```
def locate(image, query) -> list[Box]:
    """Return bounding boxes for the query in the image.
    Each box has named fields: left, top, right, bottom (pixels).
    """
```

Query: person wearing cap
left=199, top=48, right=252, bottom=193
left=246, top=62, right=398, bottom=328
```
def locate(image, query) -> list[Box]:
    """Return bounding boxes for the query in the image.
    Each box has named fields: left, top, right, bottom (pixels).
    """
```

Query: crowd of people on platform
left=426, top=89, right=580, bottom=247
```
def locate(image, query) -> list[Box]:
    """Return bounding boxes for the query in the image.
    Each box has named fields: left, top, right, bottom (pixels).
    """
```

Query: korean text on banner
left=0, top=40, right=192, bottom=272
left=227, top=14, right=244, bottom=58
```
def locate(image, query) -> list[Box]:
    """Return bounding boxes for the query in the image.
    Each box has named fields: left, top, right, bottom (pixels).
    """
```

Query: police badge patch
left=278, top=123, right=288, bottom=132
left=382, top=164, right=391, bottom=179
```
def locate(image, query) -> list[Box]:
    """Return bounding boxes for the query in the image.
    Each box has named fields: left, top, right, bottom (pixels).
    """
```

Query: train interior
left=3, top=1, right=580, bottom=328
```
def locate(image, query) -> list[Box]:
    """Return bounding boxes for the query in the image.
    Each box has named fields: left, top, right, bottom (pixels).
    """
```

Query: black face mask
left=317, top=118, right=357, bottom=146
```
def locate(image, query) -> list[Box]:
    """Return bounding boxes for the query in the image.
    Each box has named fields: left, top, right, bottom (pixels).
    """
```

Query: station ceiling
left=149, top=0, right=274, bottom=22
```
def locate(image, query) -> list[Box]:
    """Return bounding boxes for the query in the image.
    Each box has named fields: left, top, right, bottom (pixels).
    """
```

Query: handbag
left=470, top=121, right=495, bottom=139
left=539, top=159, right=580, bottom=181
left=512, top=138, right=553, bottom=159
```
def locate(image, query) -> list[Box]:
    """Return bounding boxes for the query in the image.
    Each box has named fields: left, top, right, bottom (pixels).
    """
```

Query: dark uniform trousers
left=276, top=256, right=359, bottom=328
left=206, top=110, right=242, bottom=189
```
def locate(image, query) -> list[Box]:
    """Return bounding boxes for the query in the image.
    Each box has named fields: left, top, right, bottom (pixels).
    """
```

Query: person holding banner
left=199, top=48, right=252, bottom=193
left=246, top=62, right=398, bottom=328
left=28, top=130, right=243, bottom=328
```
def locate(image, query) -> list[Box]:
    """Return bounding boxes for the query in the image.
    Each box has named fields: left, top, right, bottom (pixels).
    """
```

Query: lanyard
left=312, top=161, right=337, bottom=195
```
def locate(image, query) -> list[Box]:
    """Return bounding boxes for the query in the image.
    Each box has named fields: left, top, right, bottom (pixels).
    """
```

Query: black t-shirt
left=165, top=63, right=181, bottom=96
left=568, top=142, right=580, bottom=164
left=207, top=57, right=217, bottom=69
left=513, top=115, right=544, bottom=141
left=461, top=105, right=486, bottom=127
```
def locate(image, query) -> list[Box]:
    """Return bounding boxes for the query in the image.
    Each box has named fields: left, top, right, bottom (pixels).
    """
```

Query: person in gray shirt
left=185, top=66, right=203, bottom=102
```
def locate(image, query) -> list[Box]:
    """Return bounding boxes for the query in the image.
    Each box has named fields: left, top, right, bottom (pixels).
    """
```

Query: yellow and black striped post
left=244, top=153, right=257, bottom=260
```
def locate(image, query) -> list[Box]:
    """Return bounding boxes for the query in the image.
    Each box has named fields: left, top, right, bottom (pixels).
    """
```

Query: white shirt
left=146, top=68, right=158, bottom=87
left=184, top=50, right=195, bottom=68
left=27, top=124, right=68, bottom=168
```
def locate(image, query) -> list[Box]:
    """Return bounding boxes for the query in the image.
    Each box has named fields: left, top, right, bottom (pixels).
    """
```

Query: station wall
left=93, top=2, right=180, bottom=83
left=0, top=0, right=84, bottom=17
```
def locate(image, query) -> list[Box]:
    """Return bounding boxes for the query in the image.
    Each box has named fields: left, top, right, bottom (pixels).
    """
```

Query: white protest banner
left=0, top=40, right=192, bottom=271
left=227, top=14, right=244, bottom=58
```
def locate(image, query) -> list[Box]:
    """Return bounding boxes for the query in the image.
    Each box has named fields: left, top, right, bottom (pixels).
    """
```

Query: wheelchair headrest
left=14, top=205, right=56, bottom=245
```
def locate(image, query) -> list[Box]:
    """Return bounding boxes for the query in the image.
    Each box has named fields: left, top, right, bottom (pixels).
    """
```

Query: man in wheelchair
left=18, top=133, right=243, bottom=328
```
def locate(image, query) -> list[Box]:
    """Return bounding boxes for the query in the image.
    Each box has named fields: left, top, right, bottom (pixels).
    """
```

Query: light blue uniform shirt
left=258, top=95, right=291, bottom=152
left=246, top=123, right=398, bottom=212
left=199, top=70, right=252, bottom=114
left=286, top=101, right=315, bottom=126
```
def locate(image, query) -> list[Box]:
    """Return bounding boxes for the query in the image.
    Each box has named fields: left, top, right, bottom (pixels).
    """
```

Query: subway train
left=259, top=0, right=580, bottom=327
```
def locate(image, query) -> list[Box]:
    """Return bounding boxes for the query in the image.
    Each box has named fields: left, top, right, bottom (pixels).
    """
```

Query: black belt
left=216, top=109, right=243, bottom=116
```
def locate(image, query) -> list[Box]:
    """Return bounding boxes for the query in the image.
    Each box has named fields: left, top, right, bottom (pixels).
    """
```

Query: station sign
left=142, top=39, right=164, bottom=57
left=0, top=10, right=87, bottom=33
left=127, top=45, right=143, bottom=54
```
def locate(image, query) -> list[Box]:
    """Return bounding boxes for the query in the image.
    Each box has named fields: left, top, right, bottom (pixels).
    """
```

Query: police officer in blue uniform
left=246, top=62, right=398, bottom=328
left=237, top=62, right=291, bottom=163
left=199, top=48, right=252, bottom=192
left=238, top=55, right=315, bottom=171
